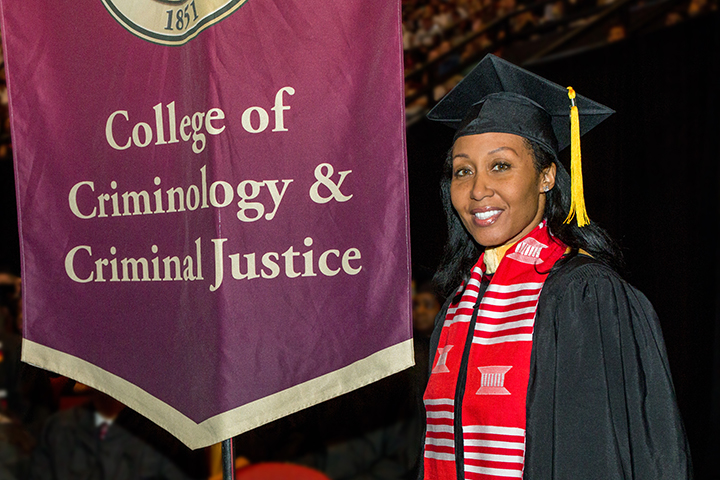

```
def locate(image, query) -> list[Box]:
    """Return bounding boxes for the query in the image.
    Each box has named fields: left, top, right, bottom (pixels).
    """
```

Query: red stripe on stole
left=463, top=429, right=526, bottom=479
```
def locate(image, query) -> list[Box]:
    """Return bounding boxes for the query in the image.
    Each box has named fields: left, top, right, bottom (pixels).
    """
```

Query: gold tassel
left=563, top=87, right=590, bottom=227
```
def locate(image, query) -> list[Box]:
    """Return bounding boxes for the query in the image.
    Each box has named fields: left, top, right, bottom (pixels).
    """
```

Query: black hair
left=432, top=137, right=624, bottom=296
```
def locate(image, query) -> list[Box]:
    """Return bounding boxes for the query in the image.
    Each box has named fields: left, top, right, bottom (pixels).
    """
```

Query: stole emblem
left=476, top=366, right=512, bottom=395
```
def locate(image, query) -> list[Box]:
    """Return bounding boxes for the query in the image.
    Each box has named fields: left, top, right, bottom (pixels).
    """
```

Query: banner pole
left=222, top=438, right=236, bottom=480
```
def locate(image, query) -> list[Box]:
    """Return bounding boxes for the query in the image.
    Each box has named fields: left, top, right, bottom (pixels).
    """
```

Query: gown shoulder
left=525, top=254, right=693, bottom=479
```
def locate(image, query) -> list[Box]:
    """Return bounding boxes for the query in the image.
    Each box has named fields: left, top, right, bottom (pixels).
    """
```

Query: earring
left=543, top=185, right=549, bottom=193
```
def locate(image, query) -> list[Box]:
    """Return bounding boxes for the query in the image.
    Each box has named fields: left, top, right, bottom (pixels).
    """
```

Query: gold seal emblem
left=101, top=0, right=248, bottom=46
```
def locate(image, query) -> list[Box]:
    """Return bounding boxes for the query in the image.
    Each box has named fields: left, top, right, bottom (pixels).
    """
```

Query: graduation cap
left=427, top=54, right=614, bottom=227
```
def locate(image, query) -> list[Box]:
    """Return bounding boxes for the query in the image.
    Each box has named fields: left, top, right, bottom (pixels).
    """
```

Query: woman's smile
left=471, top=207, right=503, bottom=225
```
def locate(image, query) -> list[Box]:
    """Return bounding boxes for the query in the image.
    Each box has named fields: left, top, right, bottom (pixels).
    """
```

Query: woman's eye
left=491, top=161, right=510, bottom=172
left=453, top=167, right=472, bottom=178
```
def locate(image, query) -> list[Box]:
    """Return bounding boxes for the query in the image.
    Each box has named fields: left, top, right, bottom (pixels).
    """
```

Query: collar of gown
left=483, top=242, right=516, bottom=274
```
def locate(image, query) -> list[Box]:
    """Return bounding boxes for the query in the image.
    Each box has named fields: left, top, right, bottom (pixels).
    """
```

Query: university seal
left=101, top=0, right=248, bottom=46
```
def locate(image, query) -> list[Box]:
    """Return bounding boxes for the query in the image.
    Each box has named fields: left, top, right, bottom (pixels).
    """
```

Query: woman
left=421, top=55, right=692, bottom=479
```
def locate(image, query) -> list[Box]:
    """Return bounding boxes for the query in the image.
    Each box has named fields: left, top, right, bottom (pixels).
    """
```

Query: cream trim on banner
left=22, top=338, right=414, bottom=450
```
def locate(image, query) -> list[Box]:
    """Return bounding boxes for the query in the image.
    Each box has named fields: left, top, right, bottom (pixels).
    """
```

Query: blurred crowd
left=402, top=0, right=718, bottom=120
left=0, top=268, right=446, bottom=479
left=402, top=0, right=565, bottom=72
left=402, top=0, right=583, bottom=110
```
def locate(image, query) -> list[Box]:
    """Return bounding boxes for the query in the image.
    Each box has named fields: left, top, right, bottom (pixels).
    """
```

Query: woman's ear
left=540, top=163, right=557, bottom=192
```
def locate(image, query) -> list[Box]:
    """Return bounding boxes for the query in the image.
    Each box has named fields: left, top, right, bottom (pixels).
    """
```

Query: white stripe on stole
left=464, top=439, right=526, bottom=450
left=426, top=424, right=454, bottom=433
left=462, top=277, right=482, bottom=292
left=424, top=398, right=454, bottom=406
left=475, top=319, right=535, bottom=333
left=472, top=334, right=534, bottom=345
left=463, top=425, right=525, bottom=436
left=444, top=303, right=477, bottom=325
left=447, top=293, right=482, bottom=311
left=453, top=299, right=481, bottom=310
left=424, top=451, right=456, bottom=461
left=463, top=464, right=523, bottom=478
left=445, top=304, right=460, bottom=316
left=486, top=282, right=544, bottom=293
left=481, top=293, right=540, bottom=306
left=427, top=411, right=454, bottom=419
left=464, top=452, right=525, bottom=463
left=444, top=314, right=472, bottom=326
left=425, top=437, right=455, bottom=447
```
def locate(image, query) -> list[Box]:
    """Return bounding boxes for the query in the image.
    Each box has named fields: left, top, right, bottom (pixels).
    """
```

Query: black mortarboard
left=427, top=54, right=614, bottom=226
left=427, top=54, right=614, bottom=156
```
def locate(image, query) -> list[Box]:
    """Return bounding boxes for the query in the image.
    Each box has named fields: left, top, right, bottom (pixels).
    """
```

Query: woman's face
left=450, top=132, right=556, bottom=248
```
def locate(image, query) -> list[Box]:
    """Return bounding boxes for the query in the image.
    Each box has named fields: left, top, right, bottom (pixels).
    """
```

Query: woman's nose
left=470, top=173, right=492, bottom=200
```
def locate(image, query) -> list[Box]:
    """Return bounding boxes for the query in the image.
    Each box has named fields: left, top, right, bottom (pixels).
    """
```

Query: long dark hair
left=433, top=137, right=624, bottom=295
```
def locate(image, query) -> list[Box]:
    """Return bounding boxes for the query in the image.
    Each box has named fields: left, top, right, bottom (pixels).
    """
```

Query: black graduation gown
left=29, top=404, right=202, bottom=480
left=426, top=255, right=693, bottom=480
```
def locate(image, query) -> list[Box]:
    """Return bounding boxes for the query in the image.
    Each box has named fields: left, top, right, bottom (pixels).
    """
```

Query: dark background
left=1, top=11, right=719, bottom=479
left=408, top=13, right=720, bottom=478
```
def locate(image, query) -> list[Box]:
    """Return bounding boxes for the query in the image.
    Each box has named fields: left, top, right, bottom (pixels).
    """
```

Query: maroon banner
left=1, top=0, right=411, bottom=448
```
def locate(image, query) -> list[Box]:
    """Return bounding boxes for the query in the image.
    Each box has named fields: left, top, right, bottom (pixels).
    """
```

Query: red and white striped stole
left=423, top=221, right=566, bottom=480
